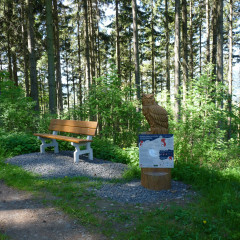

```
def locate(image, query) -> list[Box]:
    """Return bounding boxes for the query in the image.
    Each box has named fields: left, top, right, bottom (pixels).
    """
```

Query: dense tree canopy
left=0, top=0, right=239, bottom=141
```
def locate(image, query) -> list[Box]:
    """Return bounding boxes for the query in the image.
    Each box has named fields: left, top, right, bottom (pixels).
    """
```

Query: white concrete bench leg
left=71, top=136, right=93, bottom=163
left=38, top=137, right=59, bottom=154
left=71, top=142, right=81, bottom=163
left=86, top=136, right=93, bottom=160
left=86, top=142, right=93, bottom=160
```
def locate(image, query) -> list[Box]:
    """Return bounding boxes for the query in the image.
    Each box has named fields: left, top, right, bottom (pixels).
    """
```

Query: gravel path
left=6, top=151, right=196, bottom=204
left=6, top=151, right=127, bottom=180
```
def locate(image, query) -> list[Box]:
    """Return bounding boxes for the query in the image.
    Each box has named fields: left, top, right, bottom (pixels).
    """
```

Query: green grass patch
left=122, top=165, right=141, bottom=180
left=0, top=233, right=10, bottom=240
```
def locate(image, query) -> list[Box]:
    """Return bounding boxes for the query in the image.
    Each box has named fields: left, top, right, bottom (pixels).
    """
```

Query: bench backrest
left=49, top=119, right=97, bottom=136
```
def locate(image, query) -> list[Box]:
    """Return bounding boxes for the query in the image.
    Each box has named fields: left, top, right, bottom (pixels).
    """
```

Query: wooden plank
left=48, top=119, right=97, bottom=135
left=50, top=119, right=97, bottom=129
left=48, top=125, right=96, bottom=135
left=34, top=133, right=92, bottom=143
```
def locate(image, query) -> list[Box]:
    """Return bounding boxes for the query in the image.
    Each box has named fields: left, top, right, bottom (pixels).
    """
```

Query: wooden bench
left=34, top=119, right=97, bottom=163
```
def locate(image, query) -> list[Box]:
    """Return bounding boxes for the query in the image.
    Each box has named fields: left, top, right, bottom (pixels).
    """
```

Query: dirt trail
left=0, top=181, right=106, bottom=240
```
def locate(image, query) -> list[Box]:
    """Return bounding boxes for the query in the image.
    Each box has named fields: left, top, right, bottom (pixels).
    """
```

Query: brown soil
left=0, top=181, right=107, bottom=240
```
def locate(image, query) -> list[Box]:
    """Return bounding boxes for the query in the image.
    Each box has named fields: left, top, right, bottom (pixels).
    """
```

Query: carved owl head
left=142, top=94, right=156, bottom=106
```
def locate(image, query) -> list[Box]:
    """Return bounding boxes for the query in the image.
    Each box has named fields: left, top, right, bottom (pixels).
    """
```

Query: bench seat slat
left=34, top=133, right=92, bottom=144
left=50, top=119, right=97, bottom=129
left=48, top=124, right=96, bottom=136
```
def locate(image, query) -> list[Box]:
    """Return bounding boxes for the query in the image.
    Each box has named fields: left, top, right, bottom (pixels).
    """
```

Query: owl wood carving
left=142, top=94, right=169, bottom=134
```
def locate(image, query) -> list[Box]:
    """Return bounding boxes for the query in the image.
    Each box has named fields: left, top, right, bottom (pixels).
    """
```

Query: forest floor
left=0, top=153, right=198, bottom=240
left=0, top=178, right=195, bottom=240
left=2, top=156, right=238, bottom=240
left=0, top=180, right=107, bottom=240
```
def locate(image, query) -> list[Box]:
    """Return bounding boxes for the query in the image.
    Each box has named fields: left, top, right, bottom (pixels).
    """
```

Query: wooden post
left=141, top=168, right=171, bottom=190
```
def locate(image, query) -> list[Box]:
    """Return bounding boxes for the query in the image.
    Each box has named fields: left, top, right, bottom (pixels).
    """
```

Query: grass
left=0, top=154, right=239, bottom=240
left=0, top=233, right=9, bottom=240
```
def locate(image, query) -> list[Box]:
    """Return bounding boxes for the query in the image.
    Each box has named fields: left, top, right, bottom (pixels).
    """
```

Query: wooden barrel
left=141, top=168, right=171, bottom=191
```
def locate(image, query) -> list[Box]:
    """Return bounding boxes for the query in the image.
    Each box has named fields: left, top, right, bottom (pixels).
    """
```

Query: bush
left=87, top=64, right=143, bottom=147
left=0, top=131, right=40, bottom=157
left=165, top=66, right=240, bottom=170
left=92, top=137, right=139, bottom=165
left=0, top=71, right=39, bottom=133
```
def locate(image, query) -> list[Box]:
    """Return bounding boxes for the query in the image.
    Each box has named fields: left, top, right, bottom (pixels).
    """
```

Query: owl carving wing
left=148, top=105, right=168, bottom=131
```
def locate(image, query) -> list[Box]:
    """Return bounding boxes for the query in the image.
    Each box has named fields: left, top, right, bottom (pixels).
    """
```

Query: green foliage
left=122, top=165, right=141, bottom=180
left=166, top=66, right=240, bottom=169
left=0, top=131, right=39, bottom=157
left=0, top=71, right=39, bottom=133
left=171, top=162, right=240, bottom=239
left=91, top=137, right=139, bottom=166
left=36, top=113, right=57, bottom=133
left=87, top=64, right=143, bottom=147
left=0, top=233, right=10, bottom=240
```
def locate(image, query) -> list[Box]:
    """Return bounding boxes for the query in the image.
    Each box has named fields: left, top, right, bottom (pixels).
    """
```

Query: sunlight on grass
left=0, top=233, right=10, bottom=240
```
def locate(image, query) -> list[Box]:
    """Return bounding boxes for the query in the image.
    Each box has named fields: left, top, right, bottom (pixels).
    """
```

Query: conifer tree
left=46, top=0, right=56, bottom=114
left=174, top=0, right=181, bottom=121
left=26, top=0, right=39, bottom=111
left=132, top=0, right=140, bottom=101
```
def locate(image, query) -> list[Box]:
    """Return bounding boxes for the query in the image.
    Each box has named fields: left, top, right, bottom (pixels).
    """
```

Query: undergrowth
left=0, top=233, right=9, bottom=240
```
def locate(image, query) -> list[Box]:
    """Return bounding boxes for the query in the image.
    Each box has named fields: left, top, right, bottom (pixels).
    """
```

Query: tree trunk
left=211, top=0, right=218, bottom=81
left=132, top=0, right=140, bottom=101
left=6, top=2, right=13, bottom=80
left=217, top=0, right=224, bottom=111
left=129, top=26, right=132, bottom=99
left=174, top=0, right=181, bottom=121
left=97, top=25, right=101, bottom=78
left=72, top=63, right=76, bottom=119
left=0, top=54, right=2, bottom=71
left=96, top=11, right=101, bottom=78
left=53, top=0, right=63, bottom=114
left=12, top=52, right=18, bottom=86
left=65, top=44, right=70, bottom=114
left=199, top=22, right=202, bottom=76
left=115, top=0, right=121, bottom=79
left=151, top=0, right=155, bottom=95
left=88, top=0, right=96, bottom=84
left=39, top=71, right=43, bottom=112
left=83, top=0, right=91, bottom=90
left=21, top=1, right=30, bottom=97
left=206, top=0, right=210, bottom=63
left=228, top=0, right=233, bottom=139
left=165, top=0, right=170, bottom=95
left=189, top=0, right=193, bottom=82
left=182, top=0, right=188, bottom=104
left=217, top=0, right=223, bottom=85
left=26, top=0, right=39, bottom=111
left=77, top=0, right=82, bottom=106
left=46, top=0, right=56, bottom=114
left=6, top=35, right=12, bottom=80
left=238, top=101, right=240, bottom=145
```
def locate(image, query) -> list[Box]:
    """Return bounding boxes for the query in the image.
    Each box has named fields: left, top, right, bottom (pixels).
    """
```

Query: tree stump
left=141, top=168, right=171, bottom=191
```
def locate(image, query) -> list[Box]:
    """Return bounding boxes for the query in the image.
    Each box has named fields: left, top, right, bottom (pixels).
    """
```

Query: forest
left=0, top=0, right=240, bottom=239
